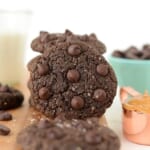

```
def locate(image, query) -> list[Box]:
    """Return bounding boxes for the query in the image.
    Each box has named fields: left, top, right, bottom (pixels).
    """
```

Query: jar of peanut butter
left=120, top=87, right=150, bottom=145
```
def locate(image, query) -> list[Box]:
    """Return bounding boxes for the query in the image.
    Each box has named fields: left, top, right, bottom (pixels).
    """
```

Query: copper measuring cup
left=120, top=87, right=150, bottom=145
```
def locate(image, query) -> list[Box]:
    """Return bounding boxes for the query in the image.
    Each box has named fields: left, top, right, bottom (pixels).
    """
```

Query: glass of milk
left=0, top=10, right=32, bottom=85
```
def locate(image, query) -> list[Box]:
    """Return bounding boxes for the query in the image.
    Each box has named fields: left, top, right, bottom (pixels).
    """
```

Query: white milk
left=0, top=32, right=27, bottom=85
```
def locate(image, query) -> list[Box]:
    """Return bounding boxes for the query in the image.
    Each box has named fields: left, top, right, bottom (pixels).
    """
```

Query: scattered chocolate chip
left=0, top=124, right=10, bottom=135
left=0, top=111, right=12, bottom=121
left=0, top=85, right=9, bottom=92
left=37, top=64, right=49, bottom=76
left=96, top=64, right=108, bottom=76
left=93, top=89, right=106, bottom=101
left=142, top=51, right=150, bottom=59
left=71, top=96, right=84, bottom=110
left=67, top=69, right=80, bottom=82
left=112, top=50, right=125, bottom=58
left=125, top=52, right=140, bottom=59
left=39, top=87, right=50, bottom=100
left=125, top=46, right=138, bottom=54
left=68, top=45, right=81, bottom=56
left=85, top=130, right=101, bottom=144
left=112, top=45, right=150, bottom=60
left=143, top=44, right=150, bottom=50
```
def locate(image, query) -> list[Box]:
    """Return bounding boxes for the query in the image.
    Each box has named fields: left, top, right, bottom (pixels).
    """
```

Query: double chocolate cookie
left=28, top=30, right=117, bottom=119
left=0, top=84, right=24, bottom=110
left=17, top=117, right=120, bottom=150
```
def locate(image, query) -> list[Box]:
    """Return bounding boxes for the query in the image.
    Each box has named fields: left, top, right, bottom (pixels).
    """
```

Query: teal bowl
left=108, top=55, right=150, bottom=93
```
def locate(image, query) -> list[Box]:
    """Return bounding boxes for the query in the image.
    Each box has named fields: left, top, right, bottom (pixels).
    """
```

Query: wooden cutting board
left=0, top=84, right=107, bottom=150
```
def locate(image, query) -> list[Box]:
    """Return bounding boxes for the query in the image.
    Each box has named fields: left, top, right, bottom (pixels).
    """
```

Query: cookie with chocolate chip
left=0, top=83, right=24, bottom=110
left=28, top=30, right=117, bottom=119
left=17, top=118, right=120, bottom=150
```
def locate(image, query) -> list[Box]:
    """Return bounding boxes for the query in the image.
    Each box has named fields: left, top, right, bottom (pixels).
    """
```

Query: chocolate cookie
left=0, top=84, right=24, bottom=110
left=28, top=30, right=117, bottom=119
left=17, top=118, right=120, bottom=150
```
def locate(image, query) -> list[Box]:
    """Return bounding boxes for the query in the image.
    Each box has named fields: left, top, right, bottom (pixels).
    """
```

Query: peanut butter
left=123, top=92, right=150, bottom=113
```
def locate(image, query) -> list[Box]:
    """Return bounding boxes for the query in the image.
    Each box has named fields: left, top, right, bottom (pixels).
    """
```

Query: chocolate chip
left=37, top=64, right=49, bottom=76
left=0, top=111, right=12, bottom=121
left=112, top=50, right=125, bottom=58
left=93, top=89, right=106, bottom=101
left=125, top=46, right=138, bottom=54
left=85, top=130, right=101, bottom=144
left=96, top=64, right=108, bottom=76
left=143, top=44, right=150, bottom=50
left=68, top=45, right=81, bottom=56
left=71, top=96, right=84, bottom=110
left=67, top=69, right=80, bottom=82
left=39, top=87, right=50, bottom=100
left=142, top=51, right=150, bottom=59
left=125, top=52, right=139, bottom=59
left=0, top=124, right=10, bottom=135
left=0, top=85, right=9, bottom=92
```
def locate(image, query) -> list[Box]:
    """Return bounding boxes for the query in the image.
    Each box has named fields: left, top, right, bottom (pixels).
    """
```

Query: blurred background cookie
left=17, top=118, right=120, bottom=150
left=0, top=83, right=24, bottom=110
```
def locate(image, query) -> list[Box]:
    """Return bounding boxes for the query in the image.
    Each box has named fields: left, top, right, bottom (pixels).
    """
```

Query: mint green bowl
left=108, top=55, right=150, bottom=93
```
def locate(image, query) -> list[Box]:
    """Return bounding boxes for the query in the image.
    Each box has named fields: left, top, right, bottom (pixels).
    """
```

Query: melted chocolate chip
left=93, top=89, right=106, bottom=101
left=85, top=130, right=101, bottom=144
left=0, top=111, right=12, bottom=121
left=71, top=96, right=84, bottom=110
left=67, top=69, right=80, bottom=82
left=0, top=124, right=10, bottom=135
left=96, top=64, right=108, bottom=76
left=37, top=64, right=49, bottom=76
left=39, top=87, right=50, bottom=100
left=68, top=45, right=81, bottom=56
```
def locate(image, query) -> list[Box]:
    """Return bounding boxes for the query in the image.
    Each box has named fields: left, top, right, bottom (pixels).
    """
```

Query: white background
left=1, top=0, right=150, bottom=149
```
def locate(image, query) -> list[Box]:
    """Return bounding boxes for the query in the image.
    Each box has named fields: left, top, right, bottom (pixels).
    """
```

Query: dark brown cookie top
left=17, top=118, right=120, bottom=150
left=0, top=83, right=24, bottom=110
left=31, top=30, right=106, bottom=55
left=28, top=30, right=117, bottom=119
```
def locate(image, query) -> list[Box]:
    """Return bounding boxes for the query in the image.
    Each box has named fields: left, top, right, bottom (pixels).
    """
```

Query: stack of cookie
left=18, top=30, right=120, bottom=150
